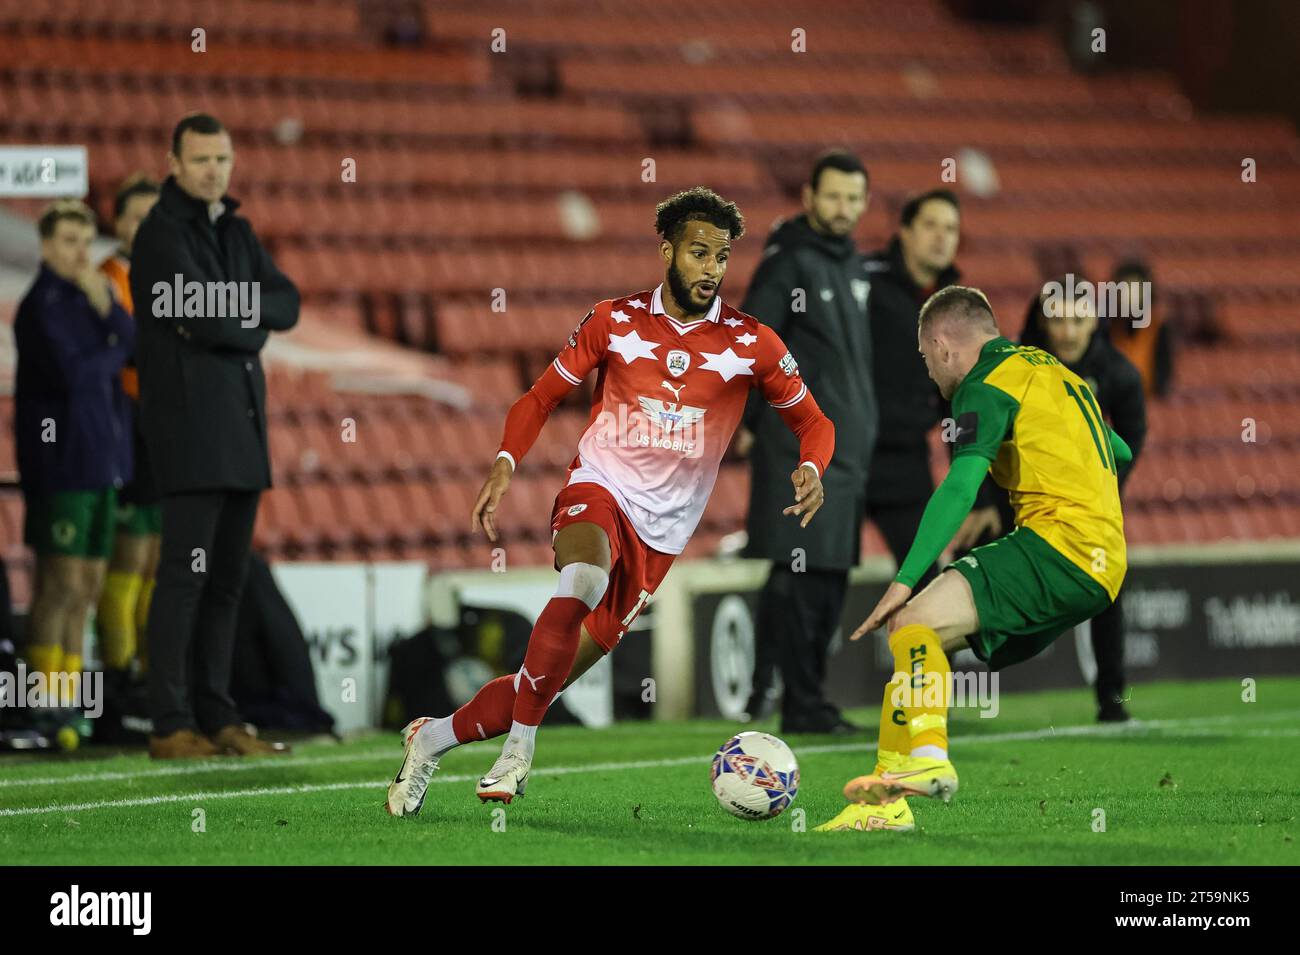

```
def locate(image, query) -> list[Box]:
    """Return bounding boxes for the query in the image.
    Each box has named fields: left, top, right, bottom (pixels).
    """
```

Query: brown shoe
left=211, top=723, right=292, bottom=756
left=149, top=729, right=220, bottom=760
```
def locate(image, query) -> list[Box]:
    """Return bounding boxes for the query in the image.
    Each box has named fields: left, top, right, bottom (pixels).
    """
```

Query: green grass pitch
left=2, top=677, right=1297, bottom=865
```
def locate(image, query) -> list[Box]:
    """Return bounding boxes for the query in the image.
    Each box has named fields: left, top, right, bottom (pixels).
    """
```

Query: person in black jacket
left=129, top=113, right=299, bottom=759
left=739, top=150, right=876, bottom=734
left=1020, top=284, right=1147, bottom=721
left=864, top=190, right=1001, bottom=585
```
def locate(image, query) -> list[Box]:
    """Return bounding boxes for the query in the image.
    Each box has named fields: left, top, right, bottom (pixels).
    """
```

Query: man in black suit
left=130, top=113, right=300, bottom=759
left=740, top=151, right=877, bottom=734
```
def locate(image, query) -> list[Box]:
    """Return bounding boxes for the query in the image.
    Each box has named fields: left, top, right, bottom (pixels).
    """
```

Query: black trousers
left=1091, top=592, right=1126, bottom=707
left=751, top=565, right=848, bottom=730
left=148, top=490, right=261, bottom=737
left=867, top=498, right=940, bottom=593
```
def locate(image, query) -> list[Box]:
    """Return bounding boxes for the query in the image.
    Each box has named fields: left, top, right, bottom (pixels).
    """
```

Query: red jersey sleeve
left=753, top=324, right=835, bottom=478
left=496, top=303, right=610, bottom=470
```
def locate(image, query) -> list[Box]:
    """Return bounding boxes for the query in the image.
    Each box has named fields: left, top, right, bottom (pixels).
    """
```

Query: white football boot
left=385, top=717, right=441, bottom=817
left=476, top=746, right=531, bottom=804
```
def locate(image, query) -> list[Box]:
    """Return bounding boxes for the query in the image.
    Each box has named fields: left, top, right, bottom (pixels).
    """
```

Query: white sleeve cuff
left=496, top=450, right=516, bottom=472
left=799, top=460, right=819, bottom=478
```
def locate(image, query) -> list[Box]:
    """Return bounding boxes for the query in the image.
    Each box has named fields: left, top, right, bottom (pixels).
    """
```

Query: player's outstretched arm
left=474, top=374, right=570, bottom=542
left=850, top=454, right=991, bottom=640
left=476, top=305, right=609, bottom=540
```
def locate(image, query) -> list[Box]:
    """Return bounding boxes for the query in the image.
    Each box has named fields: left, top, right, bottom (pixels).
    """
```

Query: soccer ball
left=710, top=732, right=799, bottom=820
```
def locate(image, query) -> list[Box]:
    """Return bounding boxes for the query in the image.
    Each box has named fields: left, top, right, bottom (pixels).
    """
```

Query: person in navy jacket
left=13, top=199, right=134, bottom=710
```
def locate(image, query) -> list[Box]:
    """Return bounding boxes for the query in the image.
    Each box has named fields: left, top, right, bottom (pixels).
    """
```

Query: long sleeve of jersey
left=498, top=306, right=607, bottom=469
left=893, top=424, right=1134, bottom=588
left=896, top=454, right=991, bottom=587
left=1109, top=426, right=1133, bottom=467
left=896, top=373, right=1015, bottom=587
left=754, top=324, right=835, bottom=477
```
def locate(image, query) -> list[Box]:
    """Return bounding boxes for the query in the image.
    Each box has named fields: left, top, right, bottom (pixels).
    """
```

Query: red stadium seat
left=3, top=0, right=1299, bottom=567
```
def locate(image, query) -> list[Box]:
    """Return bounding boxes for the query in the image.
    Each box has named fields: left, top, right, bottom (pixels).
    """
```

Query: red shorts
left=550, top=481, right=676, bottom=653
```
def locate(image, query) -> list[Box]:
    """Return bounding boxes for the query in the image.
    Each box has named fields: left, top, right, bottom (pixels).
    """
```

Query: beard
left=667, top=262, right=719, bottom=317
left=810, top=208, right=855, bottom=237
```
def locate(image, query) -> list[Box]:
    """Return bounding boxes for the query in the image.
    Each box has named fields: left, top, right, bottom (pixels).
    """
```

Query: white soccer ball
left=710, top=731, right=799, bottom=820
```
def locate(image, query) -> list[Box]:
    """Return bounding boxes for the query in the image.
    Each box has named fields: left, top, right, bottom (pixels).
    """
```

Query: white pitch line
left=0, top=751, right=407, bottom=789
left=1, top=707, right=1296, bottom=791
left=1, top=712, right=1294, bottom=818
left=0, top=780, right=390, bottom=816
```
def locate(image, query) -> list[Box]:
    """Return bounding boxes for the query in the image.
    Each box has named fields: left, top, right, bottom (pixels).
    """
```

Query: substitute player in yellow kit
left=817, top=286, right=1132, bottom=832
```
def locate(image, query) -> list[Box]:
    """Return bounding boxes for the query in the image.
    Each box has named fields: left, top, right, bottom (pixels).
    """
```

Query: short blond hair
left=37, top=199, right=96, bottom=239
left=919, top=285, right=998, bottom=335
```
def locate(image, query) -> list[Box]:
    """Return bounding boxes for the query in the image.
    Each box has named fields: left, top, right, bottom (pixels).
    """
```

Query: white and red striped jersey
left=497, top=284, right=835, bottom=554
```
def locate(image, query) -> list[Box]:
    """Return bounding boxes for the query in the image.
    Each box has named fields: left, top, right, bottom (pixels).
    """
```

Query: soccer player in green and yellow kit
left=817, top=286, right=1132, bottom=832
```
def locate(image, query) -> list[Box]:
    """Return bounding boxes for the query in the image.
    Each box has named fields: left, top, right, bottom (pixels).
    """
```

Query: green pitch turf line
left=4, top=707, right=1296, bottom=818
left=4, top=706, right=1298, bottom=792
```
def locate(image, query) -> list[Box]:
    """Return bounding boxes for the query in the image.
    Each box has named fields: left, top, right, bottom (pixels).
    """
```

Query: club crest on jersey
left=666, top=349, right=691, bottom=378
left=779, top=351, right=799, bottom=376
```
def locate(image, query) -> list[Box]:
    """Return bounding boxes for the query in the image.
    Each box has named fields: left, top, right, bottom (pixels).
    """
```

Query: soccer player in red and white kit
left=386, top=188, right=835, bottom=815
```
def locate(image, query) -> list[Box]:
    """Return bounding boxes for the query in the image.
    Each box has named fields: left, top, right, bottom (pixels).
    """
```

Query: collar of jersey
left=650, top=282, right=721, bottom=332
left=981, top=335, right=1014, bottom=359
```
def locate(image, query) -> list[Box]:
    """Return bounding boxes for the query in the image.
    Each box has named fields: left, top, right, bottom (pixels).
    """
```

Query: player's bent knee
left=889, top=595, right=937, bottom=633
left=890, top=570, right=977, bottom=638
left=555, top=561, right=610, bottom=611
left=889, top=604, right=931, bottom=634
left=554, top=521, right=612, bottom=573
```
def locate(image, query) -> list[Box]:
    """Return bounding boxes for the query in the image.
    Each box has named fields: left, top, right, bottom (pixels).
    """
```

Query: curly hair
left=654, top=186, right=745, bottom=245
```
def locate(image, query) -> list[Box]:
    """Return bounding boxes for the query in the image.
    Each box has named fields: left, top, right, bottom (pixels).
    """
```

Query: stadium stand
left=3, top=0, right=1299, bottom=612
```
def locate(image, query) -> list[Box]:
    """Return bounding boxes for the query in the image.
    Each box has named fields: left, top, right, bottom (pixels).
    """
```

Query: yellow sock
left=888, top=624, right=951, bottom=758
left=875, top=671, right=910, bottom=771
left=135, top=577, right=155, bottom=671
left=63, top=653, right=83, bottom=707
left=98, top=570, right=142, bottom=670
left=25, top=643, right=62, bottom=678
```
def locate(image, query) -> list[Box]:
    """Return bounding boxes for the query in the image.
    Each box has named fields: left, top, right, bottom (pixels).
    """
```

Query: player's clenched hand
left=471, top=457, right=513, bottom=542
left=850, top=581, right=913, bottom=641
left=783, top=464, right=824, bottom=528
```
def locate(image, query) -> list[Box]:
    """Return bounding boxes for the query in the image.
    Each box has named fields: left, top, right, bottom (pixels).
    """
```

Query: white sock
left=506, top=720, right=538, bottom=758
left=911, top=744, right=948, bottom=761
left=418, top=716, right=460, bottom=757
